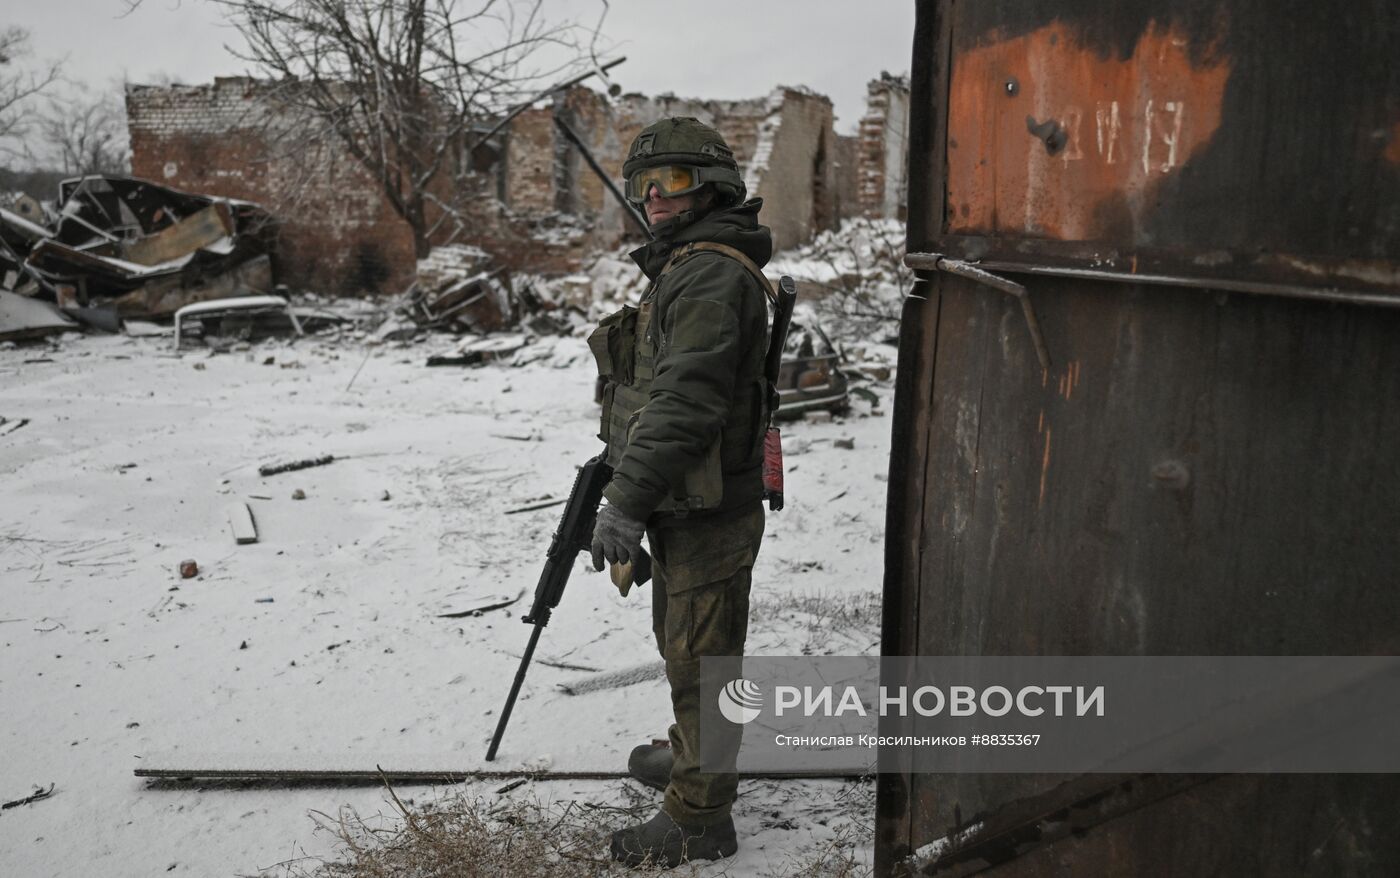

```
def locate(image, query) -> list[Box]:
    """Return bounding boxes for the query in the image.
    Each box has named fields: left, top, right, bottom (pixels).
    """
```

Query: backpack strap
left=662, top=241, right=778, bottom=306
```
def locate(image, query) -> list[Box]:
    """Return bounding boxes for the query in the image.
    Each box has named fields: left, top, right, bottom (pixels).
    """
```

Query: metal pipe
left=553, top=115, right=652, bottom=239
left=905, top=252, right=1053, bottom=371
left=470, top=56, right=626, bottom=152
left=915, top=253, right=1400, bottom=310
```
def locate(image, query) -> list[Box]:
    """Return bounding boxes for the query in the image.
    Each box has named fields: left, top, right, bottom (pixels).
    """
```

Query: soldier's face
left=643, top=183, right=697, bottom=226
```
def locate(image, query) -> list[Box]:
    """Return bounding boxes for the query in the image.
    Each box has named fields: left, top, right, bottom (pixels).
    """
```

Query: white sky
left=11, top=0, right=916, bottom=135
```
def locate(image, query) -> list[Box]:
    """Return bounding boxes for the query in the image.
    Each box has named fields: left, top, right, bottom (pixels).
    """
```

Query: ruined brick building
left=126, top=76, right=908, bottom=293
left=859, top=73, right=911, bottom=221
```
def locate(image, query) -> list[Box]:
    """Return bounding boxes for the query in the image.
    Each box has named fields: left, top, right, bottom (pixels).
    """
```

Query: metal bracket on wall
left=905, top=252, right=1052, bottom=371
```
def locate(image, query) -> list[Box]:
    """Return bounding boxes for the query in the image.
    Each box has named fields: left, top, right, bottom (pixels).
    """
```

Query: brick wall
left=127, top=76, right=863, bottom=291
left=857, top=74, right=911, bottom=220
left=127, top=78, right=423, bottom=293
left=745, top=88, right=839, bottom=252
left=506, top=86, right=843, bottom=256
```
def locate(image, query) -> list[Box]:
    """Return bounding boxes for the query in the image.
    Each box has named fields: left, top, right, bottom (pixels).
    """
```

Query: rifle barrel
left=485, top=622, right=545, bottom=761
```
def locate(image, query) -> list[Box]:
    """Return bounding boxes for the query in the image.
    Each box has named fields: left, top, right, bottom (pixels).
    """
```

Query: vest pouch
left=597, top=382, right=616, bottom=443
left=586, top=305, right=638, bottom=384
left=675, top=436, right=725, bottom=514
left=623, top=405, right=725, bottom=515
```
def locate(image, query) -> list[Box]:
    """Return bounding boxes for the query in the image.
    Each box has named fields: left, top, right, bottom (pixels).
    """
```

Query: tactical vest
left=589, top=242, right=774, bottom=517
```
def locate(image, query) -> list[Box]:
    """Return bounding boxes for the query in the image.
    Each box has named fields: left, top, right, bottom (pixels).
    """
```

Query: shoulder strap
left=662, top=242, right=778, bottom=306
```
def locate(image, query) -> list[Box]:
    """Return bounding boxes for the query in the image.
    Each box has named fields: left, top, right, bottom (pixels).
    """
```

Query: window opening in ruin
left=353, top=241, right=391, bottom=293
left=811, top=133, right=831, bottom=233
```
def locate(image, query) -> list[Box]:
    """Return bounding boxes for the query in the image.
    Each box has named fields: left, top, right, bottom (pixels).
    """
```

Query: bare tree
left=0, top=27, right=61, bottom=145
left=36, top=92, right=131, bottom=176
left=215, top=0, right=605, bottom=258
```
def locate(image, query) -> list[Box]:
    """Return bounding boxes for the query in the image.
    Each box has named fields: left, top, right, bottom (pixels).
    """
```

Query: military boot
left=609, top=809, right=738, bottom=867
left=627, top=742, right=673, bottom=792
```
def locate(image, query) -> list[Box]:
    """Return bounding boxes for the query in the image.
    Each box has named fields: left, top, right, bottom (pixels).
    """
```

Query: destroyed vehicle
left=772, top=319, right=850, bottom=419
left=6, top=175, right=276, bottom=320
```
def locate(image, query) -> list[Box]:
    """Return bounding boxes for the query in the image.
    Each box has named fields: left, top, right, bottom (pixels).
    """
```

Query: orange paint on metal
left=1038, top=427, right=1052, bottom=508
left=946, top=21, right=1233, bottom=239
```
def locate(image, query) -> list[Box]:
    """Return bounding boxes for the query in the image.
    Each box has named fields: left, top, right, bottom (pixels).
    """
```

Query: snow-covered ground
left=0, top=326, right=893, bottom=876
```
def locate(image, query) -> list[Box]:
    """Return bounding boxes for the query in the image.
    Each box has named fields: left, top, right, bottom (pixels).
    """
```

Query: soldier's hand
left=591, top=503, right=646, bottom=571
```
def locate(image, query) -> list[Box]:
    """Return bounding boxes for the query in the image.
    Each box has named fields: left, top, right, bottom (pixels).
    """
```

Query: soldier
left=589, top=116, right=773, bottom=866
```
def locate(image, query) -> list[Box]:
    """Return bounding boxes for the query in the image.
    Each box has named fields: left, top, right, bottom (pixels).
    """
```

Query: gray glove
left=591, top=503, right=646, bottom=571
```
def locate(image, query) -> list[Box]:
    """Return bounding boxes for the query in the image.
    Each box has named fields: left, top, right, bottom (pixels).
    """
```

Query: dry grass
left=749, top=591, right=883, bottom=657
left=254, top=776, right=875, bottom=878
left=256, top=779, right=688, bottom=877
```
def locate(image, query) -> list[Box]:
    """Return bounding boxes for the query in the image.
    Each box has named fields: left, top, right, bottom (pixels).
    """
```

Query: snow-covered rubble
left=0, top=324, right=890, bottom=875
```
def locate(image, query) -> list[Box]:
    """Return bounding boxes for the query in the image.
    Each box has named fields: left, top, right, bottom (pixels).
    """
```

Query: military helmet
left=622, top=117, right=746, bottom=206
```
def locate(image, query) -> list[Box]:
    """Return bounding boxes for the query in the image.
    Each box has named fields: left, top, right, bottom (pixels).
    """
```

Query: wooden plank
left=876, top=3, right=956, bottom=872
left=227, top=502, right=258, bottom=545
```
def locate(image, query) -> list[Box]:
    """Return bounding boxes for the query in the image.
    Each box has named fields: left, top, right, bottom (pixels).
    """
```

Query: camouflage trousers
left=647, top=501, right=765, bottom=826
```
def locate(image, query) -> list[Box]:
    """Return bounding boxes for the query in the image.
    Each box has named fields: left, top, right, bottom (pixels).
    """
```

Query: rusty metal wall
left=878, top=1, right=1400, bottom=875
left=930, top=0, right=1400, bottom=302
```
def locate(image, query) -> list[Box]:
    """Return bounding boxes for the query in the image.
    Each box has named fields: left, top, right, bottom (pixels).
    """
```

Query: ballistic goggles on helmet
left=624, top=164, right=713, bottom=204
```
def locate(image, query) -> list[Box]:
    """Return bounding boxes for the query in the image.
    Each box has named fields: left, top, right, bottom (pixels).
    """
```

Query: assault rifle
left=485, top=452, right=651, bottom=761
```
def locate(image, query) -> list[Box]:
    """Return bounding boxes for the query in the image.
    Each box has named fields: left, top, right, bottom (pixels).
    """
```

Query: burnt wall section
left=126, top=78, right=418, bottom=293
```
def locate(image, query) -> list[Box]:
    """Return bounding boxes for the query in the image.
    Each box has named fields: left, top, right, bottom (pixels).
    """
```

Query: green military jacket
left=590, top=199, right=773, bottom=522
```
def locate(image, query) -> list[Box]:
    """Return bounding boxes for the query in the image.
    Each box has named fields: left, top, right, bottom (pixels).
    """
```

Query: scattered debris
left=405, top=244, right=512, bottom=334
left=255, top=597, right=274, bottom=604
left=505, top=497, right=565, bottom=515
left=227, top=503, right=258, bottom=545
left=178, top=559, right=199, bottom=579
left=0, top=289, right=78, bottom=342
left=506, top=656, right=600, bottom=674
left=2, top=783, right=55, bottom=811
left=407, top=270, right=511, bottom=334
left=379, top=490, right=391, bottom=501
left=4, top=176, right=276, bottom=321
left=259, top=455, right=334, bottom=477
left=437, top=590, right=523, bottom=619
left=834, top=437, right=856, bottom=449
left=173, top=295, right=303, bottom=350
left=291, top=489, right=306, bottom=500
left=494, top=777, right=528, bottom=795
left=425, top=353, right=485, bottom=367
left=121, top=320, right=172, bottom=337
left=557, top=661, right=667, bottom=696
left=0, top=416, right=32, bottom=436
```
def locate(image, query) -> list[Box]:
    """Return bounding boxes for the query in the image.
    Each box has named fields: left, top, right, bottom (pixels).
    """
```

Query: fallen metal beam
left=134, top=765, right=868, bottom=784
